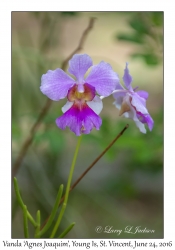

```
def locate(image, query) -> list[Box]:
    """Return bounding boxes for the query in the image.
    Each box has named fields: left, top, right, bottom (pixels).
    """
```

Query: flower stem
left=40, top=124, right=129, bottom=230
left=50, top=135, right=82, bottom=238
left=59, top=124, right=129, bottom=205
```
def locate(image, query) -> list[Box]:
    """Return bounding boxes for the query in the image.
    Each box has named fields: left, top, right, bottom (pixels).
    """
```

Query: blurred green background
left=12, top=12, right=163, bottom=238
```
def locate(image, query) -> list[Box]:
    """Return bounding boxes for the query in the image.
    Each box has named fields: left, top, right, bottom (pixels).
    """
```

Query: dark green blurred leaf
left=152, top=12, right=163, bottom=26
left=12, top=122, right=21, bottom=139
left=117, top=34, right=143, bottom=44
left=107, top=176, right=138, bottom=198
left=131, top=53, right=159, bottom=65
left=129, top=18, right=149, bottom=35
left=34, top=129, right=65, bottom=154
left=61, top=12, right=78, bottom=17
left=115, top=12, right=163, bottom=66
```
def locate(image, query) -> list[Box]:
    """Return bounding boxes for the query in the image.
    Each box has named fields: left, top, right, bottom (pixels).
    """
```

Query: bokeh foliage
left=116, top=12, right=163, bottom=65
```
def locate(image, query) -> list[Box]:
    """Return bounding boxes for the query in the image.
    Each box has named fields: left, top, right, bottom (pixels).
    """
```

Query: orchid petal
left=62, top=101, right=74, bottom=113
left=68, top=54, right=93, bottom=84
left=123, top=62, right=133, bottom=90
left=86, top=61, right=119, bottom=96
left=136, top=90, right=149, bottom=100
left=56, top=103, right=102, bottom=136
left=131, top=94, right=148, bottom=114
left=40, top=69, right=75, bottom=101
left=87, top=96, right=103, bottom=115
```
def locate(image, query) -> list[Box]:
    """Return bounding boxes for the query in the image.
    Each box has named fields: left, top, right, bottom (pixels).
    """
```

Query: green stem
left=35, top=210, right=41, bottom=238
left=50, top=135, right=82, bottom=238
left=23, top=205, right=29, bottom=238
left=58, top=222, right=75, bottom=238
left=13, top=177, right=37, bottom=227
left=39, top=184, right=64, bottom=237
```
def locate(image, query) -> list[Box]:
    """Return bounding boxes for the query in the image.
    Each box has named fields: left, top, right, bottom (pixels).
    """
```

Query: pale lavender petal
left=113, top=89, right=126, bottom=100
left=68, top=54, right=93, bottom=83
left=134, top=119, right=147, bottom=133
left=115, top=95, right=146, bottom=133
left=40, top=69, right=75, bottom=101
left=62, top=101, right=74, bottom=113
left=87, top=96, right=103, bottom=115
left=131, top=94, right=148, bottom=114
left=56, top=104, right=102, bottom=136
left=86, top=61, right=119, bottom=96
left=123, top=62, right=133, bottom=91
left=136, top=90, right=149, bottom=100
left=113, top=96, right=123, bottom=110
left=113, top=93, right=129, bottom=114
left=123, top=107, right=147, bottom=134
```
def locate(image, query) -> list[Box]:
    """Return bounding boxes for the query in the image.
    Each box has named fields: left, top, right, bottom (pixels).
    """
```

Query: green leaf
left=12, top=122, right=21, bottom=139
left=58, top=222, right=75, bottom=238
left=152, top=12, right=163, bottom=26
left=117, top=34, right=143, bottom=44
left=61, top=12, right=78, bottom=17
left=35, top=210, right=41, bottom=238
left=39, top=184, right=64, bottom=237
left=13, top=178, right=37, bottom=227
left=34, top=129, right=65, bottom=153
left=131, top=53, right=159, bottom=65
left=129, top=18, right=149, bottom=35
left=23, top=205, right=29, bottom=238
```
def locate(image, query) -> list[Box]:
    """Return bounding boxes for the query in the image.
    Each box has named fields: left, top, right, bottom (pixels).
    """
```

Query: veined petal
left=68, top=54, right=93, bottom=83
left=40, top=69, right=75, bottom=101
left=86, top=61, right=119, bottom=96
left=87, top=96, right=103, bottom=115
left=56, top=103, right=102, bottom=136
left=123, top=62, right=133, bottom=91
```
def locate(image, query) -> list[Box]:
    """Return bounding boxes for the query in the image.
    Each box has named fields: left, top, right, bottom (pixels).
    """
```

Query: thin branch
left=12, top=17, right=96, bottom=178
left=61, top=17, right=96, bottom=70
left=40, top=124, right=129, bottom=230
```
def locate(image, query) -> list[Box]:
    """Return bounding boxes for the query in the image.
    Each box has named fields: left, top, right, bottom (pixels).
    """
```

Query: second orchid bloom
left=40, top=54, right=154, bottom=135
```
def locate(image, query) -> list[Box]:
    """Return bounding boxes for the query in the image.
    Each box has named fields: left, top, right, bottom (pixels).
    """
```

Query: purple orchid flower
left=113, top=63, right=154, bottom=133
left=40, top=54, right=119, bottom=136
